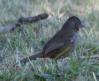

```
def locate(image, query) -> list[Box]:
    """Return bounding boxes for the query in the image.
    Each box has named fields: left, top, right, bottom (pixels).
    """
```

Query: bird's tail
left=20, top=52, right=43, bottom=65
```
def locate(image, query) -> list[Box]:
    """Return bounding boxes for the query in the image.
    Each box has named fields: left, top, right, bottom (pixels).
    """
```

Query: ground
left=0, top=0, right=99, bottom=81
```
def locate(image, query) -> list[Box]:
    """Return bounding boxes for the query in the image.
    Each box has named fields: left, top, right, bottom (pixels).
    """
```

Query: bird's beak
left=79, top=23, right=85, bottom=32
left=80, top=23, right=85, bottom=28
left=78, top=23, right=85, bottom=32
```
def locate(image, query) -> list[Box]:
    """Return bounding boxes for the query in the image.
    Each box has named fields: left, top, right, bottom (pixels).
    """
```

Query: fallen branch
left=18, top=13, right=49, bottom=24
left=0, top=13, right=49, bottom=33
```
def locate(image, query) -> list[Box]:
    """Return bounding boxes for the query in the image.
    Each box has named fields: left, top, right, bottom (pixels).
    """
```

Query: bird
left=20, top=16, right=84, bottom=64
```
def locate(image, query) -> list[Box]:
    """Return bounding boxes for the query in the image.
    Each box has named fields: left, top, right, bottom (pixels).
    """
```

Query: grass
left=0, top=0, right=99, bottom=81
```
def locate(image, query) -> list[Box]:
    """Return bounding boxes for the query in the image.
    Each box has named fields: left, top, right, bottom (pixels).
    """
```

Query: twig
left=0, top=13, right=49, bottom=33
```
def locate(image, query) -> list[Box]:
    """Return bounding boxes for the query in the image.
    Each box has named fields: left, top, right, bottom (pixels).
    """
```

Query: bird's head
left=66, top=16, right=84, bottom=32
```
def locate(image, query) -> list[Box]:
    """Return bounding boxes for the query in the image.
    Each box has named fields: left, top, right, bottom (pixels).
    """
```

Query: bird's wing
left=43, top=30, right=76, bottom=54
left=43, top=34, right=77, bottom=54
left=43, top=40, right=66, bottom=54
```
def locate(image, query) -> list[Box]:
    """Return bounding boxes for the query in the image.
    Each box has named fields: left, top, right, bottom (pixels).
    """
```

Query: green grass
left=0, top=0, right=99, bottom=81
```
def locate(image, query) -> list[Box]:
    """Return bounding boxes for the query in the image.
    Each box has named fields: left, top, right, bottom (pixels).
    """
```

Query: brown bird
left=20, top=16, right=84, bottom=64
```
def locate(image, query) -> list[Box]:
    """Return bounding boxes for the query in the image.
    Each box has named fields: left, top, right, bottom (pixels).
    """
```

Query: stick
left=0, top=13, right=49, bottom=33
